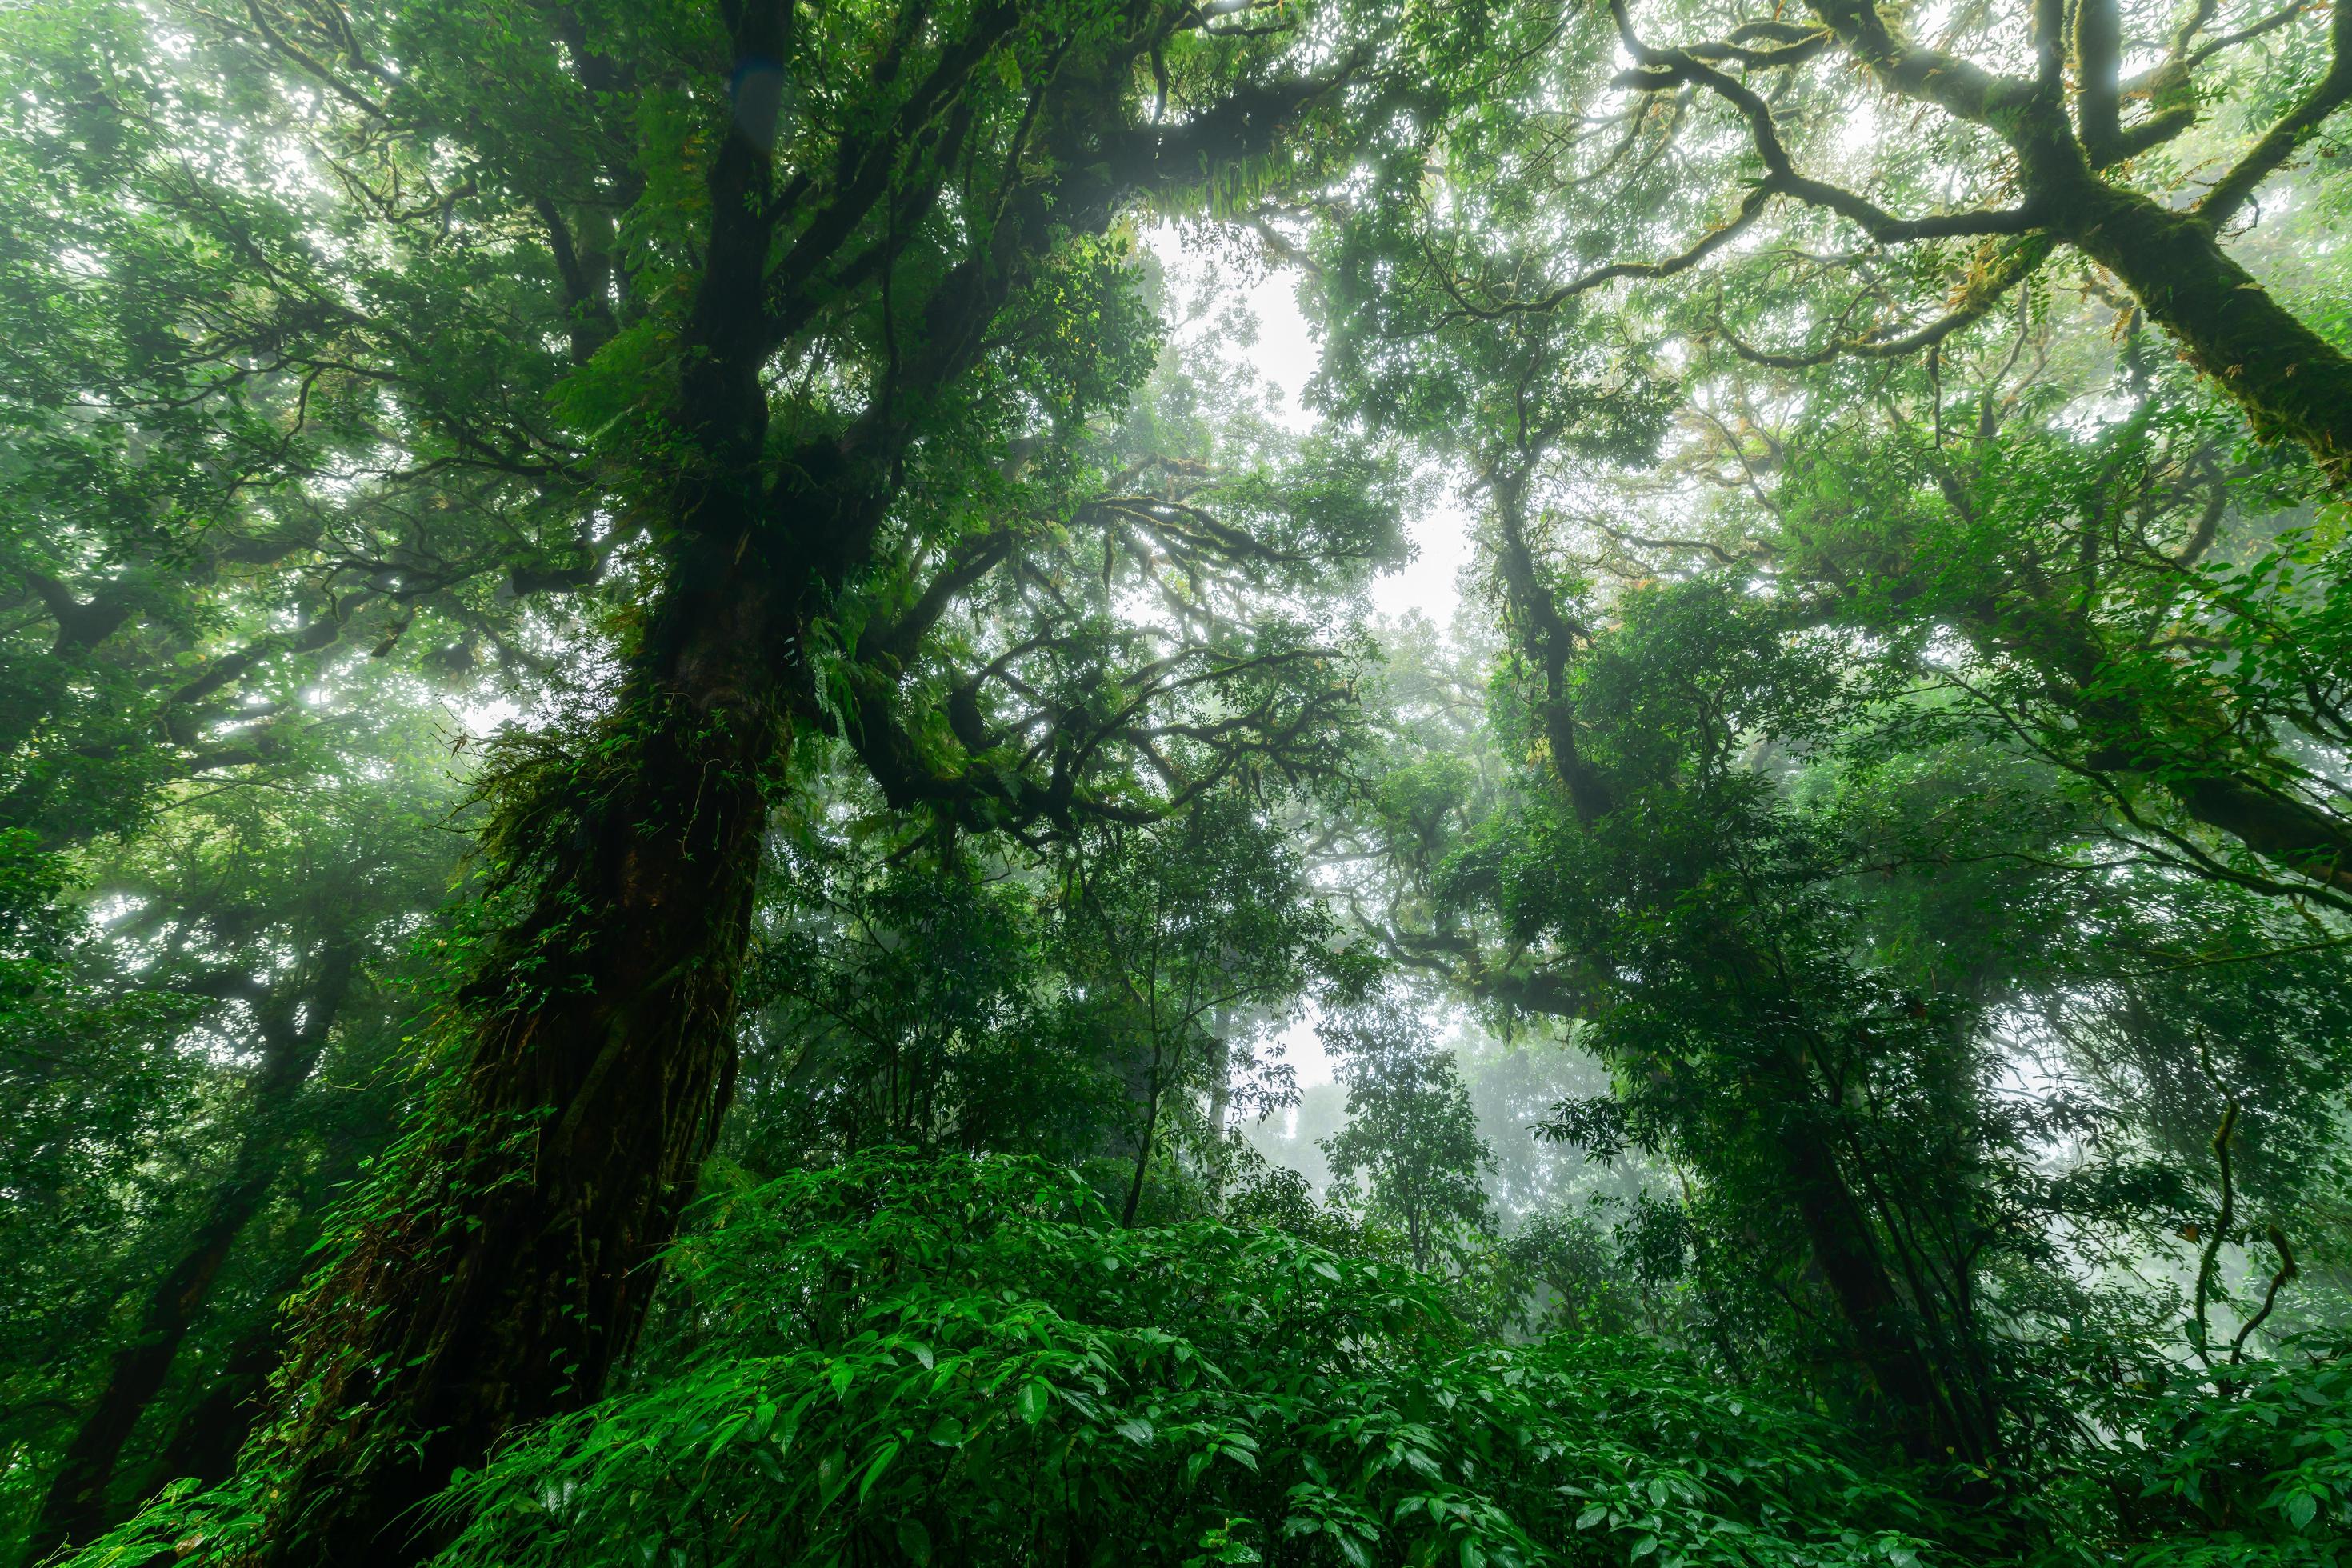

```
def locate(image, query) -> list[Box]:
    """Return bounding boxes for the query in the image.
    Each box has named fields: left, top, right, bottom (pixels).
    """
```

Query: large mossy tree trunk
left=250, top=75, right=804, bottom=1563
left=256, top=580, right=789, bottom=1566
left=2058, top=185, right=2352, bottom=486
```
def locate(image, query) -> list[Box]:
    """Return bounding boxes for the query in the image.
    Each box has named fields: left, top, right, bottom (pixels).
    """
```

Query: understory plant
left=415, top=1152, right=1950, bottom=1568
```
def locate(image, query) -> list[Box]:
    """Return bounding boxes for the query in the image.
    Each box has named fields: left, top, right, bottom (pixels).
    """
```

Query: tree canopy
left=6, top=0, right=2352, bottom=1563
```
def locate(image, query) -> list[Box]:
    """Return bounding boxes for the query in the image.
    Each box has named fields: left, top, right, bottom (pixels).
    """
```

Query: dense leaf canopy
left=5, top=0, right=2352, bottom=1563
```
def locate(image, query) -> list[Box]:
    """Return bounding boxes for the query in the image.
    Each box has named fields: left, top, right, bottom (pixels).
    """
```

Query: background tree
left=1062, top=791, right=1328, bottom=1225
left=1320, top=995, right=1498, bottom=1274
left=2, top=698, right=467, bottom=1560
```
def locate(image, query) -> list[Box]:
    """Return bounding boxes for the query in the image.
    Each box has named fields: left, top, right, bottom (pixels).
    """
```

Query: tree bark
left=248, top=34, right=799, bottom=1554
left=252, top=567, right=787, bottom=1566
left=21, top=945, right=358, bottom=1566
left=1205, top=1015, right=1232, bottom=1202
left=2061, top=187, right=2352, bottom=485
left=137, top=1323, right=281, bottom=1502
left=1779, top=1116, right=1985, bottom=1463
left=1125, top=1058, right=1163, bottom=1227
left=1490, top=470, right=1613, bottom=825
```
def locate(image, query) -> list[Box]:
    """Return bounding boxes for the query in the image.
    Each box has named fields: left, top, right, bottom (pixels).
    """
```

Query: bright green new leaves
left=382, top=1153, right=1954, bottom=1568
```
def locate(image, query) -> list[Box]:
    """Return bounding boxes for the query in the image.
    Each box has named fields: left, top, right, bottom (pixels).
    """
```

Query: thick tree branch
left=763, top=3, right=1022, bottom=348
left=1608, top=7, right=2042, bottom=246
left=2194, top=0, right=2352, bottom=226
left=1802, top=0, right=2046, bottom=130
left=2074, top=0, right=2127, bottom=161
left=23, top=572, right=136, bottom=654
left=856, top=527, right=1019, bottom=667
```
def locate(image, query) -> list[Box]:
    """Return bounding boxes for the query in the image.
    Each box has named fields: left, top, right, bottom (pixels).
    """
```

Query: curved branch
left=2195, top=0, right=2351, bottom=226
left=2183, top=0, right=2310, bottom=71
left=1802, top=0, right=2047, bottom=130
left=2231, top=1226, right=2298, bottom=1361
left=1437, top=182, right=1774, bottom=322
left=1714, top=234, right=2052, bottom=366
left=1607, top=7, right=2042, bottom=245
left=856, top=527, right=1019, bottom=667
left=2075, top=0, right=2127, bottom=162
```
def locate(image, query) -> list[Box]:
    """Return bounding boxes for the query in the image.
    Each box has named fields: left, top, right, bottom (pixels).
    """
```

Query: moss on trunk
left=248, top=586, right=785, bottom=1562
left=2064, top=190, right=2352, bottom=486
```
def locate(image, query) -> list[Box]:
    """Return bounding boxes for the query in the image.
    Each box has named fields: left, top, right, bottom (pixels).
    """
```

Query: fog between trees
left=6, top=0, right=2352, bottom=1562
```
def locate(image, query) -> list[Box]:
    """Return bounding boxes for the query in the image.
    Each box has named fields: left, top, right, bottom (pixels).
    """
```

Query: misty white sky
left=1149, top=226, right=1484, bottom=1094
left=1149, top=226, right=1473, bottom=636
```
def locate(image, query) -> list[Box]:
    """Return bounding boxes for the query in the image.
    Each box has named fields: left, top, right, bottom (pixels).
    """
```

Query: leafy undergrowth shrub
left=2075, top=1351, right=2352, bottom=1567
left=419, top=1150, right=1948, bottom=1568
left=78, top=1152, right=2352, bottom=1568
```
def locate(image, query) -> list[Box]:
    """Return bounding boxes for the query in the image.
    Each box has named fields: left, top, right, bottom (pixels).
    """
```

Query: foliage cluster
left=9, top=0, right=2352, bottom=1562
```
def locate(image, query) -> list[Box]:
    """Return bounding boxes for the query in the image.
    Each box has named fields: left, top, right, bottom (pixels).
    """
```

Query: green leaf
left=858, top=1439, right=901, bottom=1502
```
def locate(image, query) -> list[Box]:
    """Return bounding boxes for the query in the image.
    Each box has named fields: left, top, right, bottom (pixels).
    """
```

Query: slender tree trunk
left=1490, top=471, right=1612, bottom=824
left=1779, top=1122, right=1981, bottom=1463
left=1204, top=994, right=1234, bottom=1202
left=19, top=946, right=358, bottom=1566
left=1206, top=1032, right=1231, bottom=1142
left=129, top=1118, right=395, bottom=1528
left=1501, top=522, right=1982, bottom=1454
left=1125, top=1057, right=1162, bottom=1227
left=134, top=1312, right=285, bottom=1502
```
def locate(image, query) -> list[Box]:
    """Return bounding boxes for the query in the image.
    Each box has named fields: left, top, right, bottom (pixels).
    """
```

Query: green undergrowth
left=2099, top=1353, right=2352, bottom=1566
left=77, top=1151, right=2352, bottom=1568
left=416, top=1151, right=1954, bottom=1568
